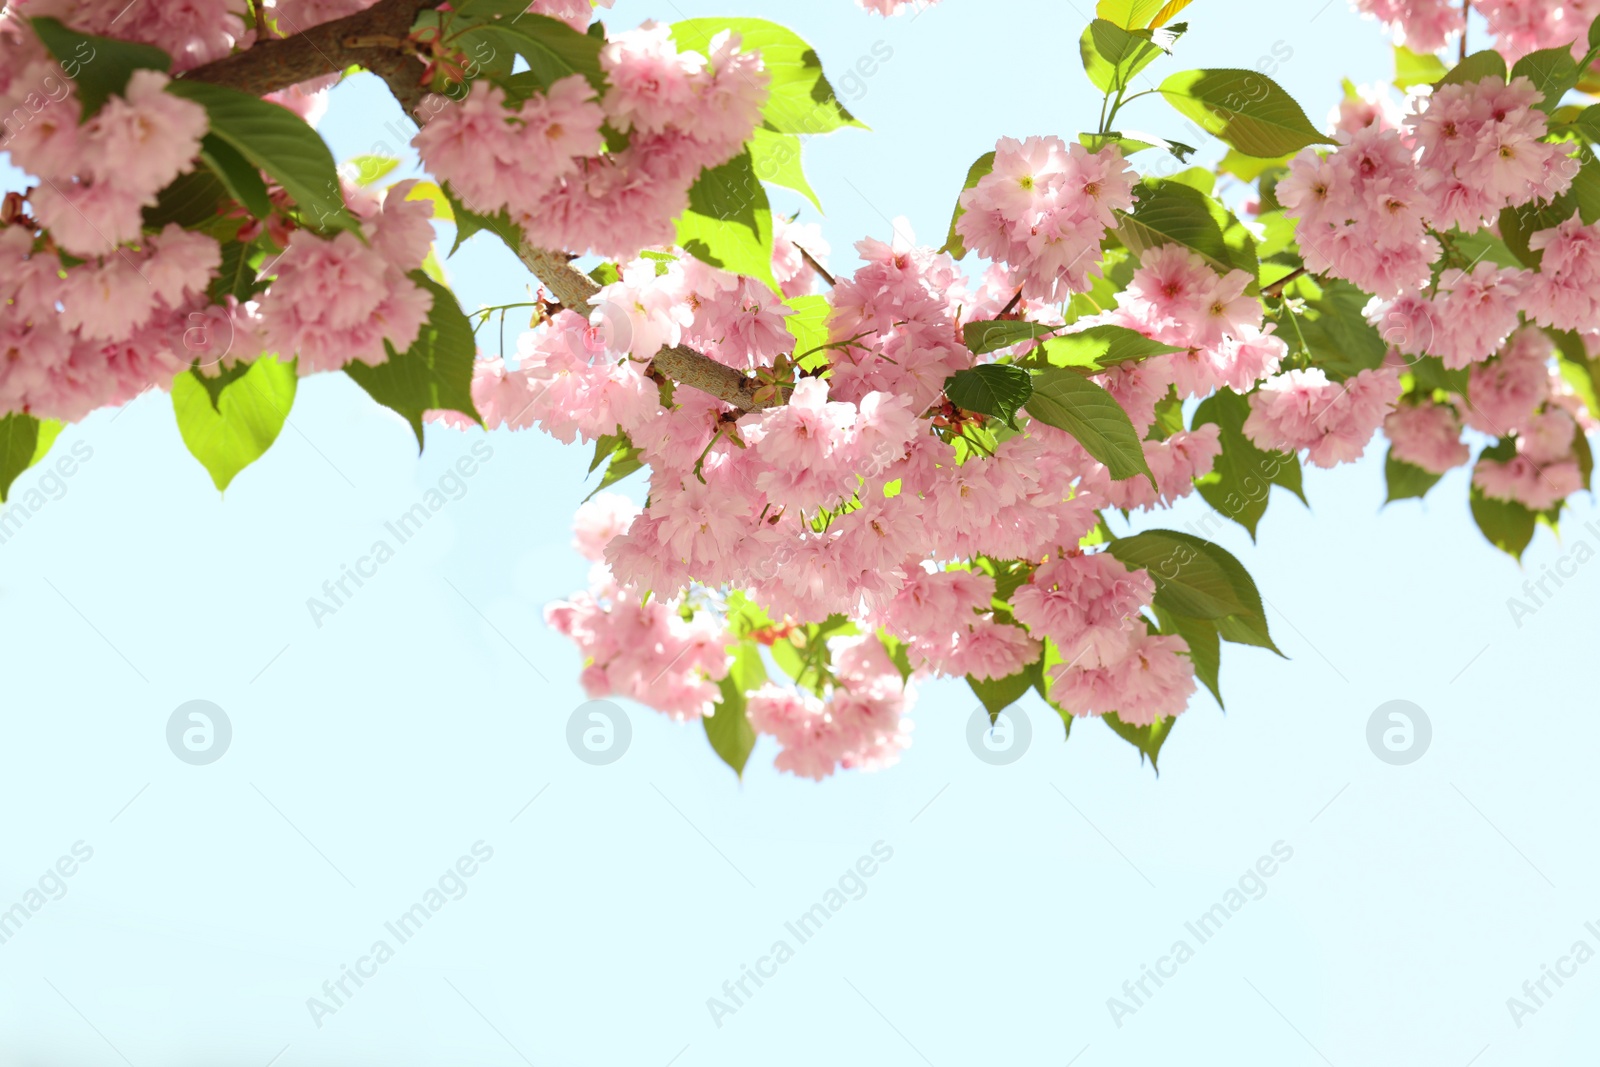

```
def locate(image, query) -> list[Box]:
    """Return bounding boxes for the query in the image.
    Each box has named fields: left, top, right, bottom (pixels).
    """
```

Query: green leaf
left=406, top=180, right=456, bottom=223
left=1117, top=177, right=1256, bottom=278
left=459, top=15, right=606, bottom=91
left=1033, top=324, right=1185, bottom=370
left=1192, top=388, right=1300, bottom=538
left=1449, top=227, right=1523, bottom=270
left=1499, top=197, right=1573, bottom=269
left=1149, top=388, right=1185, bottom=440
left=968, top=660, right=1040, bottom=724
left=205, top=240, right=258, bottom=306
left=749, top=128, right=822, bottom=210
left=1102, top=712, right=1175, bottom=771
left=1155, top=607, right=1222, bottom=708
left=1511, top=46, right=1579, bottom=111
left=1095, top=0, right=1166, bottom=29
left=172, top=357, right=296, bottom=492
left=0, top=414, right=46, bottom=503
left=726, top=590, right=777, bottom=639
left=1149, top=0, right=1194, bottom=27
left=1066, top=246, right=1136, bottom=324
left=941, top=151, right=996, bottom=260
left=343, top=272, right=481, bottom=448
left=676, top=150, right=777, bottom=290
left=1555, top=332, right=1600, bottom=421
left=784, top=294, right=832, bottom=362
left=771, top=614, right=858, bottom=696
left=166, top=80, right=356, bottom=232
left=707, top=642, right=765, bottom=777
left=1394, top=45, right=1449, bottom=89
left=144, top=169, right=228, bottom=230
left=877, top=630, right=915, bottom=682
left=1032, top=638, right=1076, bottom=740
left=1081, top=132, right=1156, bottom=156
left=1158, top=69, right=1335, bottom=158
left=1574, top=104, right=1600, bottom=144
left=944, top=365, right=1033, bottom=429
left=30, top=17, right=170, bottom=119
left=1080, top=20, right=1165, bottom=93
left=1563, top=144, right=1600, bottom=226
left=1108, top=530, right=1277, bottom=652
left=1219, top=148, right=1293, bottom=181
left=672, top=18, right=860, bottom=135
left=452, top=0, right=541, bottom=18
left=1439, top=49, right=1507, bottom=88
left=440, top=182, right=525, bottom=256
left=1384, top=448, right=1444, bottom=502
left=32, top=420, right=63, bottom=468
left=197, top=133, right=271, bottom=219
left=346, top=154, right=401, bottom=186
left=1025, top=368, right=1156, bottom=485
left=963, top=319, right=1061, bottom=355
left=585, top=436, right=645, bottom=500
left=1470, top=439, right=1539, bottom=559
left=190, top=359, right=253, bottom=413
left=1108, top=531, right=1250, bottom=619
left=1275, top=278, right=1388, bottom=376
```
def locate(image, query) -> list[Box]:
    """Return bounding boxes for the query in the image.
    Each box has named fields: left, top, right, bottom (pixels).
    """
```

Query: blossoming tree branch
left=2, top=0, right=1596, bottom=779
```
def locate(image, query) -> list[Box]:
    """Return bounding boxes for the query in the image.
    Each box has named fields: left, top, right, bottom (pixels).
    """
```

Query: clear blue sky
left=3, top=1, right=1597, bottom=1063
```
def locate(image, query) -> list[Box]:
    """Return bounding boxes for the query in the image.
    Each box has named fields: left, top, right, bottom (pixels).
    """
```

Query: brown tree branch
left=184, top=0, right=778, bottom=412
left=523, top=250, right=777, bottom=411
left=184, top=0, right=442, bottom=114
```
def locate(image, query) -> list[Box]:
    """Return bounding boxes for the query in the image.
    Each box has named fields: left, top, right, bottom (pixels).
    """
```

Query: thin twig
left=795, top=244, right=836, bottom=287
left=999, top=286, right=1025, bottom=318
left=1262, top=266, right=1308, bottom=299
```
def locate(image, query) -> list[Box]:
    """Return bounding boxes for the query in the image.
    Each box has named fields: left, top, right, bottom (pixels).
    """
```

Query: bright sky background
left=3, top=1, right=1599, bottom=1064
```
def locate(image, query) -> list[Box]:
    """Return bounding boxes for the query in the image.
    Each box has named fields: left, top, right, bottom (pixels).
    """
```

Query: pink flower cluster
left=13, top=0, right=247, bottom=70
left=411, top=76, right=605, bottom=231
left=824, top=233, right=975, bottom=410
left=414, top=23, right=769, bottom=260
left=1102, top=245, right=1288, bottom=403
left=955, top=136, right=1138, bottom=301
left=1473, top=405, right=1585, bottom=510
left=1244, top=365, right=1404, bottom=467
left=545, top=577, right=734, bottom=723
left=1350, top=0, right=1462, bottom=53
left=0, top=224, right=223, bottom=420
left=1281, top=78, right=1575, bottom=299
left=746, top=637, right=913, bottom=780
left=1524, top=214, right=1600, bottom=333
left=590, top=255, right=797, bottom=371
left=499, top=227, right=1209, bottom=772
left=258, top=180, right=436, bottom=375
left=1352, top=0, right=1600, bottom=61
left=1278, top=126, right=1441, bottom=298
left=6, top=68, right=208, bottom=257
left=1368, top=262, right=1530, bottom=369
left=525, top=0, right=618, bottom=31
left=547, top=494, right=917, bottom=780
left=1011, top=551, right=1195, bottom=727
left=878, top=567, right=1040, bottom=682
left=1407, top=76, right=1577, bottom=232
left=1384, top=400, right=1470, bottom=473
left=1476, top=0, right=1600, bottom=62
left=855, top=0, right=937, bottom=14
